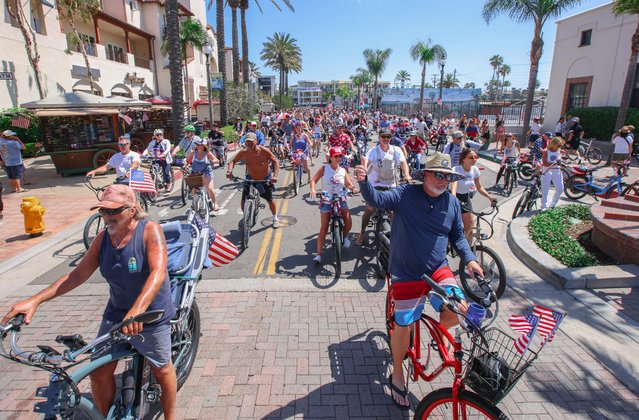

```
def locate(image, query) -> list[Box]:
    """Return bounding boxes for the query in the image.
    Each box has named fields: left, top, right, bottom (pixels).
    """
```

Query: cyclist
left=443, top=130, right=483, bottom=168
left=530, top=131, right=553, bottom=166
left=2, top=184, right=177, bottom=419
left=540, top=136, right=565, bottom=211
left=494, top=132, right=521, bottom=187
left=207, top=122, right=227, bottom=166
left=327, top=125, right=355, bottom=162
left=450, top=148, right=497, bottom=239
left=309, top=146, right=359, bottom=264
left=233, top=117, right=244, bottom=138
left=186, top=138, right=220, bottom=212
left=353, top=153, right=482, bottom=408
left=226, top=132, right=281, bottom=229
left=404, top=131, right=427, bottom=170
left=268, top=121, right=288, bottom=159
left=356, top=128, right=411, bottom=247
left=142, top=129, right=173, bottom=192
left=171, top=125, right=199, bottom=159
left=239, top=121, right=266, bottom=146
left=289, top=123, right=313, bottom=184
left=87, top=135, right=140, bottom=183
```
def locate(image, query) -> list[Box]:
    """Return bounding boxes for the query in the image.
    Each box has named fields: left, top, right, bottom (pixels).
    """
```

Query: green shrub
left=528, top=204, right=599, bottom=267
left=569, top=106, right=639, bottom=141
left=0, top=108, right=42, bottom=144
left=23, top=143, right=42, bottom=158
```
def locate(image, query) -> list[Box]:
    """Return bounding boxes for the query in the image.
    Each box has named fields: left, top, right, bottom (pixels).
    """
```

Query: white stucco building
left=0, top=0, right=217, bottom=115
left=545, top=2, right=638, bottom=128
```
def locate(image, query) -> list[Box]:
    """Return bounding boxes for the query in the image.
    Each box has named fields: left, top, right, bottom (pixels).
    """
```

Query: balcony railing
left=67, top=39, right=97, bottom=57
left=134, top=56, right=150, bottom=69
left=106, top=49, right=128, bottom=64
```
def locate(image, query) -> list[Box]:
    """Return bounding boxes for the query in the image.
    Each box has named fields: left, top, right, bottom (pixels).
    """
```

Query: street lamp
left=437, top=54, right=446, bottom=124
left=203, top=42, right=214, bottom=128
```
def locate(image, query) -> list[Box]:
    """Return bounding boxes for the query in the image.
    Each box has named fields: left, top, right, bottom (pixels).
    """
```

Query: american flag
left=11, top=116, right=29, bottom=129
left=535, top=305, right=566, bottom=345
left=508, top=314, right=537, bottom=333
left=191, top=213, right=239, bottom=267
left=129, top=169, right=156, bottom=194
left=532, top=304, right=558, bottom=338
left=514, top=315, right=539, bottom=355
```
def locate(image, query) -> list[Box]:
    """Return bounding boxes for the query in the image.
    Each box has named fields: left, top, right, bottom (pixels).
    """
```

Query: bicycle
left=0, top=213, right=209, bottom=419
left=370, top=190, right=392, bottom=278
left=142, top=156, right=173, bottom=202
left=83, top=177, right=149, bottom=250
left=496, top=156, right=518, bottom=197
left=316, top=190, right=352, bottom=279
left=564, top=160, right=631, bottom=201
left=448, top=203, right=507, bottom=302
left=512, top=173, right=543, bottom=219
left=269, top=136, right=288, bottom=169
left=353, top=137, right=368, bottom=166
left=564, top=139, right=603, bottom=165
left=290, top=149, right=307, bottom=196
left=233, top=177, right=269, bottom=250
left=180, top=164, right=214, bottom=224
left=516, top=153, right=534, bottom=181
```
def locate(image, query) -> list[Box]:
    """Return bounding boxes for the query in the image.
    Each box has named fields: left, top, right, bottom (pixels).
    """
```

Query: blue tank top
left=291, top=134, right=307, bottom=152
left=99, top=220, right=175, bottom=325
left=191, top=151, right=211, bottom=175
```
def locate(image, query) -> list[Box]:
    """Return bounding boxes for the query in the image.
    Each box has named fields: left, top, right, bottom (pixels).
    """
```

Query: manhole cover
left=259, top=215, right=297, bottom=227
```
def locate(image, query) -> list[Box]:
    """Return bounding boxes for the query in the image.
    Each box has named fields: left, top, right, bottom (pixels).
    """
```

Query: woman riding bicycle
left=494, top=132, right=520, bottom=187
left=185, top=138, right=220, bottom=212
left=450, top=148, right=497, bottom=239
left=309, top=146, right=358, bottom=264
left=142, top=129, right=173, bottom=191
left=289, top=123, right=312, bottom=184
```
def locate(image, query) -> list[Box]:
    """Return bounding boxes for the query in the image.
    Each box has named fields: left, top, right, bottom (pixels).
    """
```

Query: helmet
left=184, top=124, right=195, bottom=132
left=153, top=128, right=164, bottom=136
left=329, top=146, right=344, bottom=157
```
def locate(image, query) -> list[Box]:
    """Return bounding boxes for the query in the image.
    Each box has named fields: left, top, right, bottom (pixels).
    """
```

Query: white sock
left=273, top=215, right=278, bottom=221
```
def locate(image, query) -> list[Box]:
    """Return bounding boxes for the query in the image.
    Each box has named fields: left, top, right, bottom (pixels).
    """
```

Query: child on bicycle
left=289, top=123, right=312, bottom=183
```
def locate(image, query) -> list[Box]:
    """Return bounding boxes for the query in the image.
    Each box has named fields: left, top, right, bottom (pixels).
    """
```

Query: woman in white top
left=540, top=137, right=564, bottom=210
left=186, top=138, right=220, bottom=212
left=309, top=146, right=358, bottom=264
left=450, top=148, right=496, bottom=239
left=612, top=126, right=632, bottom=175
left=494, top=133, right=521, bottom=187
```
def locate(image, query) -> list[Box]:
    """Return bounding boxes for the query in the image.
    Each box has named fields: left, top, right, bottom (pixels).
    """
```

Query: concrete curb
left=507, top=210, right=639, bottom=288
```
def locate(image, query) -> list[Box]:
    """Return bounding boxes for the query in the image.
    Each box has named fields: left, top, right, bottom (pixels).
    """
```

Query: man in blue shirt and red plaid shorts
left=353, top=152, right=484, bottom=409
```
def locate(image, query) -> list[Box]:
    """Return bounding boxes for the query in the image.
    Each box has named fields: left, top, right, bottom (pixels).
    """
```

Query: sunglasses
left=432, top=172, right=456, bottom=181
left=118, top=143, right=129, bottom=147
left=331, top=155, right=343, bottom=158
left=99, top=206, right=130, bottom=216
left=380, top=135, right=391, bottom=139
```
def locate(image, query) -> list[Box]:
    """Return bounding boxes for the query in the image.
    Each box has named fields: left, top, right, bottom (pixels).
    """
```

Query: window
left=5, top=0, right=19, bottom=27
left=107, top=44, right=127, bottom=64
left=129, top=0, right=138, bottom=11
left=567, top=82, right=588, bottom=111
left=579, top=29, right=592, bottom=47
left=30, top=0, right=46, bottom=34
left=72, top=33, right=97, bottom=56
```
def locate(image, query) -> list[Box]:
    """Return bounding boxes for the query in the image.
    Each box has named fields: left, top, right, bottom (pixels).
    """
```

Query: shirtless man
left=226, top=132, right=281, bottom=228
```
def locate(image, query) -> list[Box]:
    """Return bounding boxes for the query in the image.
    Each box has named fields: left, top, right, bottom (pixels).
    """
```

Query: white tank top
left=545, top=149, right=561, bottom=165
left=321, top=164, right=346, bottom=195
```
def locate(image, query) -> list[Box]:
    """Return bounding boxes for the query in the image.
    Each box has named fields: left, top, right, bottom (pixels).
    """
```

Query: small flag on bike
left=129, top=169, right=156, bottom=194
left=514, top=315, right=539, bottom=355
left=508, top=314, right=537, bottom=333
left=207, top=227, right=239, bottom=267
left=534, top=305, right=566, bottom=346
left=532, top=305, right=558, bottom=338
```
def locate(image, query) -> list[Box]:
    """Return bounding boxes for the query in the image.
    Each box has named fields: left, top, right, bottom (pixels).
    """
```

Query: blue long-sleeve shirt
left=239, top=130, right=266, bottom=146
left=359, top=180, right=476, bottom=281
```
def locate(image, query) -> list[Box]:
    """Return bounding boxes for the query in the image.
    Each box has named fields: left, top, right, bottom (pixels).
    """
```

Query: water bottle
left=465, top=303, right=486, bottom=331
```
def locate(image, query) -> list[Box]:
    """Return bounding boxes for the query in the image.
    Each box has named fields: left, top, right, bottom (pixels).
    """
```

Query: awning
left=33, top=108, right=122, bottom=117
left=22, top=91, right=151, bottom=109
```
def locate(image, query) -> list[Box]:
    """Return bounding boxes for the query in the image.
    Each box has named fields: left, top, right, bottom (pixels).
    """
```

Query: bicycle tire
left=414, top=387, right=507, bottom=420
left=139, top=194, right=149, bottom=212
left=181, top=177, right=187, bottom=206
left=332, top=221, right=342, bottom=279
left=293, top=165, right=299, bottom=195
left=241, top=201, right=253, bottom=250
left=423, top=141, right=430, bottom=156
left=376, top=230, right=390, bottom=279
left=152, top=165, right=164, bottom=192
left=503, top=170, right=512, bottom=197
left=564, top=175, right=589, bottom=200
left=622, top=182, right=639, bottom=197
left=196, top=190, right=210, bottom=225
left=587, top=147, right=603, bottom=165
left=174, top=299, right=201, bottom=390
left=518, top=162, right=533, bottom=181
left=83, top=213, right=104, bottom=250
left=459, top=245, right=507, bottom=302
left=512, top=188, right=532, bottom=219
left=505, top=170, right=515, bottom=196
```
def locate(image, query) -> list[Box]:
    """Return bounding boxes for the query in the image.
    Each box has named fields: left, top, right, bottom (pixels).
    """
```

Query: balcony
left=106, top=49, right=128, bottom=65
left=134, top=56, right=150, bottom=70
left=66, top=39, right=98, bottom=57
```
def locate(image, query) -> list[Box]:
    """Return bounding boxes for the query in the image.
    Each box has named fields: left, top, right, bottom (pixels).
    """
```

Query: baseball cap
left=543, top=131, right=553, bottom=137
left=329, top=146, right=344, bottom=157
left=244, top=132, right=257, bottom=142
left=571, top=117, right=580, bottom=123
left=379, top=128, right=392, bottom=136
left=194, top=138, right=206, bottom=146
left=90, top=184, right=137, bottom=210
left=452, top=130, right=464, bottom=139
left=409, top=130, right=418, bottom=136
left=2, top=130, right=16, bottom=137
left=249, top=121, right=258, bottom=126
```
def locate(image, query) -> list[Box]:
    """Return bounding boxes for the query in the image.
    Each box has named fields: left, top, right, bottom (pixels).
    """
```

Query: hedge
left=568, top=106, right=639, bottom=141
left=528, top=204, right=599, bottom=267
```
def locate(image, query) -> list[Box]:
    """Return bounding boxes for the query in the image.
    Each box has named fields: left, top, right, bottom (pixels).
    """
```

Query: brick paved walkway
left=1, top=289, right=638, bottom=419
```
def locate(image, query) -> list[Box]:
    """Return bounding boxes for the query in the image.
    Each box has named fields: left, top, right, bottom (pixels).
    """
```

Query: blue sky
left=205, top=0, right=610, bottom=90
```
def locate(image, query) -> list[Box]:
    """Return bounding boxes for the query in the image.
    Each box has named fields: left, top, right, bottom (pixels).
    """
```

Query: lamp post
left=203, top=42, right=214, bottom=128
left=437, top=55, right=446, bottom=124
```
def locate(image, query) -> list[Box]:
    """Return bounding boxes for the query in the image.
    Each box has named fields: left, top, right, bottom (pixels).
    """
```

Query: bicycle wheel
left=332, top=221, right=342, bottom=279
left=502, top=170, right=512, bottom=197
left=505, top=170, right=515, bottom=196
left=83, top=213, right=104, bottom=250
left=512, top=188, right=532, bottom=219
left=293, top=165, right=299, bottom=195
left=564, top=175, right=589, bottom=200
left=152, top=166, right=163, bottom=192
left=376, top=230, right=390, bottom=279
left=146, top=188, right=158, bottom=203
left=423, top=142, right=430, bottom=156
left=180, top=177, right=188, bottom=206
left=139, top=194, right=149, bottom=212
left=587, top=147, right=603, bottom=165
left=193, top=190, right=209, bottom=225
left=622, top=182, right=639, bottom=197
left=241, top=201, right=253, bottom=250
left=459, top=245, right=507, bottom=302
left=518, top=162, right=533, bottom=181
left=173, top=299, right=201, bottom=390
left=414, top=387, right=506, bottom=420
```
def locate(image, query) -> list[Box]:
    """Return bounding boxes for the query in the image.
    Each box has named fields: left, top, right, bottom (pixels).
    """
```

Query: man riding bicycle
left=207, top=122, right=227, bottom=165
left=86, top=135, right=140, bottom=183
left=142, top=129, right=173, bottom=191
left=2, top=184, right=177, bottom=419
left=172, top=125, right=200, bottom=159
left=353, top=153, right=483, bottom=409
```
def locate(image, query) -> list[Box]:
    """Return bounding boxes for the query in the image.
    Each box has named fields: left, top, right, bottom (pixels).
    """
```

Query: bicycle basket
left=185, top=174, right=205, bottom=189
left=464, top=328, right=538, bottom=405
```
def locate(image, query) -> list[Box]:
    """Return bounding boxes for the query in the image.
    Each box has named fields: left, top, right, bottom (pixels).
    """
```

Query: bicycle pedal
left=259, top=203, right=266, bottom=209
left=480, top=233, right=489, bottom=240
left=145, top=384, right=162, bottom=402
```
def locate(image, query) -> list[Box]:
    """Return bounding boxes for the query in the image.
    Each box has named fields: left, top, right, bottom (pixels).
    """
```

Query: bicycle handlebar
left=315, top=190, right=352, bottom=200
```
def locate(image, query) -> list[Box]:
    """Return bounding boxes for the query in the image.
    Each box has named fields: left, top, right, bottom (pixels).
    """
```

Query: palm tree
left=483, top=0, right=583, bottom=144
left=351, top=68, right=372, bottom=108
left=161, top=18, right=209, bottom=120
left=228, top=0, right=241, bottom=83
left=488, top=54, right=503, bottom=100
left=498, top=64, right=511, bottom=100
left=442, top=73, right=460, bottom=88
left=165, top=0, right=184, bottom=140
left=260, top=32, right=302, bottom=108
left=613, top=0, right=639, bottom=130
left=463, top=82, right=476, bottom=89
left=215, top=0, right=227, bottom=124
left=409, top=40, right=445, bottom=113
left=363, top=48, right=392, bottom=110
left=501, top=80, right=512, bottom=98
left=395, top=70, right=411, bottom=89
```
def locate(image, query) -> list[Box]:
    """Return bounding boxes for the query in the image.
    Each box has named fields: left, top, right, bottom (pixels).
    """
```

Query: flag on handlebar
left=191, top=213, right=239, bottom=267
left=129, top=169, right=156, bottom=194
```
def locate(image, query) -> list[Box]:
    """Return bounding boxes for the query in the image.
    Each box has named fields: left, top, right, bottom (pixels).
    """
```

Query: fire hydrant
left=20, top=196, right=45, bottom=236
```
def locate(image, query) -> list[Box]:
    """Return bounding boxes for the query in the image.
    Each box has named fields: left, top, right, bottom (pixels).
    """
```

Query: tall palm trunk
left=6, top=2, right=44, bottom=99
left=216, top=0, right=227, bottom=124
left=279, top=67, right=284, bottom=108
left=419, top=63, right=426, bottom=113
left=166, top=0, right=184, bottom=141
left=182, top=44, right=192, bottom=119
left=616, top=19, right=639, bottom=130
left=374, top=76, right=379, bottom=110
left=231, top=6, right=240, bottom=83
left=240, top=0, right=249, bottom=86
left=522, top=24, right=543, bottom=147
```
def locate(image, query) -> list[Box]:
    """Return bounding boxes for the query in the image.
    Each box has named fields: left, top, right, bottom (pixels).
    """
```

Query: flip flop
left=387, top=374, right=410, bottom=409
left=212, top=204, right=220, bottom=212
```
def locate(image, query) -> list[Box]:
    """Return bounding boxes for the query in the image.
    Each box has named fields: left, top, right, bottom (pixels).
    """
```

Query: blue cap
left=124, top=133, right=131, bottom=139
left=2, top=130, right=16, bottom=137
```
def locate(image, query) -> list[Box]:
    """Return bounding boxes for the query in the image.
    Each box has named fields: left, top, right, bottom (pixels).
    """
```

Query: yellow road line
left=266, top=172, right=294, bottom=275
left=252, top=170, right=292, bottom=275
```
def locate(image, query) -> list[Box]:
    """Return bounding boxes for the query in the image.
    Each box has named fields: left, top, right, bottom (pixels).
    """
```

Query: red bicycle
left=386, top=274, right=538, bottom=418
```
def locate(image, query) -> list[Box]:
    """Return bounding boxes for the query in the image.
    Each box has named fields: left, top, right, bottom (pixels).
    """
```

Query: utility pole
left=453, top=69, right=457, bottom=86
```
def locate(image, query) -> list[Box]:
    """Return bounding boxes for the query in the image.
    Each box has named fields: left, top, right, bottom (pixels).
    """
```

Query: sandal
left=387, top=374, right=410, bottom=409
left=212, top=203, right=220, bottom=212
left=355, top=234, right=365, bottom=247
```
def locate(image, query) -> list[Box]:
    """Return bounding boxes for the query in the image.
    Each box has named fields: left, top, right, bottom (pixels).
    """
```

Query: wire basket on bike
left=463, top=328, right=538, bottom=405
left=185, top=173, right=205, bottom=189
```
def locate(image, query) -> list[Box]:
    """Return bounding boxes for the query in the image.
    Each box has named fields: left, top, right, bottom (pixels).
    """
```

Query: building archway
left=110, top=83, right=132, bottom=98
left=72, top=79, right=103, bottom=96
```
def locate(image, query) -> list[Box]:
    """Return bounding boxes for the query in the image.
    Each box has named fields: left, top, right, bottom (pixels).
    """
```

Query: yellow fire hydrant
left=20, top=196, right=45, bottom=236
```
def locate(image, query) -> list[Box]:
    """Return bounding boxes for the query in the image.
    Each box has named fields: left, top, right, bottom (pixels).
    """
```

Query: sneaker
left=343, top=237, right=351, bottom=248
left=272, top=218, right=280, bottom=229
left=313, top=254, right=322, bottom=264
